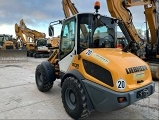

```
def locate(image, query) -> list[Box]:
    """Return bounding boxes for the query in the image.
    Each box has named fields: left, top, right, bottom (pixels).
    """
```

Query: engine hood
left=80, top=48, right=152, bottom=92
left=4, top=41, right=14, bottom=45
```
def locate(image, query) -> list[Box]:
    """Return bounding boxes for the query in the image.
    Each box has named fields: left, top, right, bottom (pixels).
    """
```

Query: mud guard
left=41, top=61, right=56, bottom=83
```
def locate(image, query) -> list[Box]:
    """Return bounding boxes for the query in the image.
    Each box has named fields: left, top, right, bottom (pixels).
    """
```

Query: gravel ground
left=0, top=58, right=158, bottom=119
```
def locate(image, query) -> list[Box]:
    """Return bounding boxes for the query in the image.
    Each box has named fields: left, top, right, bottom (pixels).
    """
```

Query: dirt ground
left=0, top=58, right=158, bottom=119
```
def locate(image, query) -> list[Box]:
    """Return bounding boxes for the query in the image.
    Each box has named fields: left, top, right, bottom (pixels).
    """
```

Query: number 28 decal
left=116, top=79, right=126, bottom=90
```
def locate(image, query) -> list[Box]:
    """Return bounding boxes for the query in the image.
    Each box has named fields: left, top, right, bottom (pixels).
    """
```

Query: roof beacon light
left=94, top=1, right=100, bottom=13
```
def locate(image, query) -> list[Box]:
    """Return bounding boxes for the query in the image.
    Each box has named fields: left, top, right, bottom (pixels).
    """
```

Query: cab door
left=59, top=18, right=76, bottom=73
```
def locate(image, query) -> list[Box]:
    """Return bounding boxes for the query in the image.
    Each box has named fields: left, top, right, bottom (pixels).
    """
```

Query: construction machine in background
left=116, top=36, right=128, bottom=49
left=0, top=34, right=16, bottom=49
left=15, top=19, right=52, bottom=58
left=47, top=37, right=60, bottom=49
left=106, top=0, right=159, bottom=79
left=35, top=1, right=155, bottom=119
left=0, top=34, right=27, bottom=62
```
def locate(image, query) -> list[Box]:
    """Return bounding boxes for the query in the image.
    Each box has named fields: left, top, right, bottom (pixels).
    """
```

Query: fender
left=41, top=61, right=56, bottom=83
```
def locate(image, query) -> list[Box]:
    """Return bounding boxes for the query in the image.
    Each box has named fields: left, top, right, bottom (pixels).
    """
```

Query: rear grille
left=83, top=59, right=114, bottom=87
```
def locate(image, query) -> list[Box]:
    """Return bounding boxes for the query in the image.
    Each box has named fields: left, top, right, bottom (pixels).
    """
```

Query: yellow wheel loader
left=0, top=34, right=27, bottom=62
left=0, top=34, right=15, bottom=49
left=35, top=2, right=155, bottom=119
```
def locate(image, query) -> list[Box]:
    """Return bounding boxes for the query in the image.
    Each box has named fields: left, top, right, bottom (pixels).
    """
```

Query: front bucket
left=0, top=49, right=28, bottom=63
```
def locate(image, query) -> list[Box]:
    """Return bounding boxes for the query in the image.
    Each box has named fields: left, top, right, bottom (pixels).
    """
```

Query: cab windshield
left=37, top=39, right=47, bottom=47
left=0, top=35, right=12, bottom=46
left=77, top=14, right=116, bottom=52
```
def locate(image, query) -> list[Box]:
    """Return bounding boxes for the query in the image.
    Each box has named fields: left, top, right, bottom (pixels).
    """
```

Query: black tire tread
left=36, top=64, right=53, bottom=92
left=62, top=76, right=89, bottom=119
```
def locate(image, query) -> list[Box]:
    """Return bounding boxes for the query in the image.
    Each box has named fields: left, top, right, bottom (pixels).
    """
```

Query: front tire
left=35, top=61, right=56, bottom=92
left=61, top=77, right=89, bottom=119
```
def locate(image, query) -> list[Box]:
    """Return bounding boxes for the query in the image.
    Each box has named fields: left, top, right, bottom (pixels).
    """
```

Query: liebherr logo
left=126, top=65, right=148, bottom=74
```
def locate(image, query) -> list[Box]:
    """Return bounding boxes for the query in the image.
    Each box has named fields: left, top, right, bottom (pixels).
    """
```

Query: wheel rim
left=65, top=88, right=76, bottom=110
left=37, top=70, right=43, bottom=86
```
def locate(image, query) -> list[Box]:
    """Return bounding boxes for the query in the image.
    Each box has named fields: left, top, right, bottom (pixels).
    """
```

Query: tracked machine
left=35, top=1, right=155, bottom=119
left=15, top=19, right=52, bottom=58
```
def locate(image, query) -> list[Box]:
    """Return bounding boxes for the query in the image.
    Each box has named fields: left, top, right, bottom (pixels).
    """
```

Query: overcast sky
left=0, top=0, right=146, bottom=37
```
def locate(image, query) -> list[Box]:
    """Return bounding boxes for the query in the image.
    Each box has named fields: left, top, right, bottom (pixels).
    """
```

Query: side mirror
left=48, top=25, right=54, bottom=36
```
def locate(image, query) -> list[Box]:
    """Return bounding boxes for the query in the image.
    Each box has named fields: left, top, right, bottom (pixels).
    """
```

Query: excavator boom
left=62, top=0, right=79, bottom=18
left=19, top=19, right=46, bottom=40
left=107, top=0, right=159, bottom=44
left=106, top=0, right=141, bottom=43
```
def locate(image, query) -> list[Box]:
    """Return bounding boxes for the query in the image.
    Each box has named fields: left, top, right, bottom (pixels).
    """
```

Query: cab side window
left=60, top=19, right=75, bottom=59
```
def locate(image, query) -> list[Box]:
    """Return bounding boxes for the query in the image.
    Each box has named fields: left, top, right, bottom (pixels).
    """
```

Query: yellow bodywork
left=68, top=48, right=152, bottom=92
left=48, top=37, right=60, bottom=48
left=2, top=41, right=15, bottom=49
left=25, top=42, right=36, bottom=51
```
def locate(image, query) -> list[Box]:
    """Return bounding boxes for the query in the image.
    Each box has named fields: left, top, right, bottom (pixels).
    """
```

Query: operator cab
left=77, top=13, right=117, bottom=52
left=52, top=13, right=118, bottom=58
left=36, top=38, right=48, bottom=47
left=35, top=38, right=52, bottom=51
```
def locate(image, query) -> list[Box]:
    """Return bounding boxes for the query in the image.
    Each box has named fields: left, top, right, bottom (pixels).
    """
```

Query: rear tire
left=35, top=61, right=56, bottom=92
left=61, top=77, right=89, bottom=119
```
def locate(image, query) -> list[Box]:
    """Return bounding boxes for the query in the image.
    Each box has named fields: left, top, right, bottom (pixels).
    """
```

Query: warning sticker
left=92, top=53, right=109, bottom=64
left=133, top=71, right=145, bottom=80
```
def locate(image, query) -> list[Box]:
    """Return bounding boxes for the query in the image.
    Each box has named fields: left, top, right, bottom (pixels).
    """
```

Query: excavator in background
left=15, top=19, right=52, bottom=58
left=35, top=0, right=155, bottom=119
left=106, top=0, right=159, bottom=79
